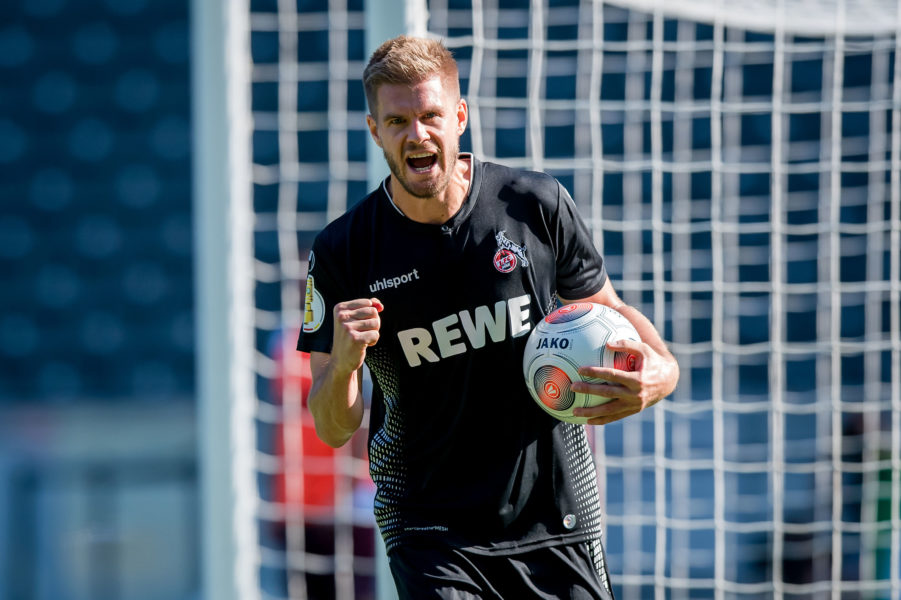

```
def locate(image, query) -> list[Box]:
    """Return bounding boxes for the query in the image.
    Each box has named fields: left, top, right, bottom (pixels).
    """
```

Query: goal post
left=192, top=0, right=258, bottom=600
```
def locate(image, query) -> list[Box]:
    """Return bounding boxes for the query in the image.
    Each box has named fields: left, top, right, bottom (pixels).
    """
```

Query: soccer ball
left=523, top=302, right=640, bottom=424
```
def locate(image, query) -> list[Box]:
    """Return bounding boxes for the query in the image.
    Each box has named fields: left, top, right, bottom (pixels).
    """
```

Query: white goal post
left=192, top=0, right=258, bottom=599
left=194, top=0, right=901, bottom=598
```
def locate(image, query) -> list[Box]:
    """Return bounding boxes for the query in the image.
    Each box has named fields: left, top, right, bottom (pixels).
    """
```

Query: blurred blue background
left=0, top=1, right=197, bottom=599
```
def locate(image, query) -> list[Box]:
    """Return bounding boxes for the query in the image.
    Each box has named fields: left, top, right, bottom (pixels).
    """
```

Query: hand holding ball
left=523, top=303, right=640, bottom=424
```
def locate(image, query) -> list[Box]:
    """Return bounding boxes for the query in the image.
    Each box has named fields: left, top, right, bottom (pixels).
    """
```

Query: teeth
left=408, top=152, right=434, bottom=158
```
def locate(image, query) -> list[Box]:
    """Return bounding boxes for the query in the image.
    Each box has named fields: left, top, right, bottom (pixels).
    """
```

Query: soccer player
left=297, top=35, right=679, bottom=599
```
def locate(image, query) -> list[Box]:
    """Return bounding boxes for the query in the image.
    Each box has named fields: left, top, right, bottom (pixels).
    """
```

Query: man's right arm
left=307, top=351, right=366, bottom=448
left=306, top=298, right=383, bottom=448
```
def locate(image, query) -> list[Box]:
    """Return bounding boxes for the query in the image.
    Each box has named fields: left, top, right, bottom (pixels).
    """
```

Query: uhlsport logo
left=493, top=230, right=528, bottom=273
left=369, top=269, right=420, bottom=293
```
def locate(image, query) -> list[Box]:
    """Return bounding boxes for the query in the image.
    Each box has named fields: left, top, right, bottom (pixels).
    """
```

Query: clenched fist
left=330, top=297, right=384, bottom=376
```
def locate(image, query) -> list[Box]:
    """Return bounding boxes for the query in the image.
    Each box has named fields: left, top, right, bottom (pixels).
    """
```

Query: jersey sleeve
left=552, top=180, right=607, bottom=300
left=296, top=235, right=342, bottom=354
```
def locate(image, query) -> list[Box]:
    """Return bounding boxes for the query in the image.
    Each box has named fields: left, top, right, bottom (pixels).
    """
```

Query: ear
left=366, top=114, right=382, bottom=148
left=456, top=98, right=468, bottom=136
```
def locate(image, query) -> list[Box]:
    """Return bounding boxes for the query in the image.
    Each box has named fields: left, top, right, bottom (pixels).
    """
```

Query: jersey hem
left=385, top=527, right=601, bottom=557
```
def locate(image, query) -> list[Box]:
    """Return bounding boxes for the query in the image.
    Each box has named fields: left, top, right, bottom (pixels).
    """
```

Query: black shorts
left=387, top=538, right=615, bottom=600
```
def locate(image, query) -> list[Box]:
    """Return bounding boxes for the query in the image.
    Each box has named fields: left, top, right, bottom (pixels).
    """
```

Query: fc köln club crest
left=493, top=230, right=529, bottom=273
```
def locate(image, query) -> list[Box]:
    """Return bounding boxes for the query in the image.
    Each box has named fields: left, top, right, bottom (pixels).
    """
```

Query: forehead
left=374, top=75, right=455, bottom=116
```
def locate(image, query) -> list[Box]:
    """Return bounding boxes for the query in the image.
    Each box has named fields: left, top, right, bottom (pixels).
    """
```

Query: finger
left=570, top=380, right=632, bottom=399
left=334, top=310, right=380, bottom=345
left=584, top=406, right=641, bottom=426
left=337, top=298, right=383, bottom=313
left=336, top=303, right=382, bottom=323
left=343, top=315, right=381, bottom=332
left=356, top=329, right=381, bottom=347
left=606, top=338, right=645, bottom=354
left=576, top=367, right=640, bottom=389
left=573, top=397, right=630, bottom=417
left=574, top=398, right=643, bottom=425
left=338, top=321, right=380, bottom=349
left=343, top=307, right=382, bottom=322
left=370, top=298, right=384, bottom=312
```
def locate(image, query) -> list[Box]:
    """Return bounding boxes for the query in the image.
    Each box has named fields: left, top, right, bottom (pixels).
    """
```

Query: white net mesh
left=239, top=0, right=901, bottom=597
left=247, top=1, right=374, bottom=599
left=431, top=0, right=901, bottom=597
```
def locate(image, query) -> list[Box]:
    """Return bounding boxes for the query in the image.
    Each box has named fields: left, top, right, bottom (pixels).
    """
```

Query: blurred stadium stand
left=0, top=0, right=193, bottom=403
left=0, top=1, right=197, bottom=598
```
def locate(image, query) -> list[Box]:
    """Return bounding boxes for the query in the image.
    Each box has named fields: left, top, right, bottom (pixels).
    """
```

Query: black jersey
left=297, top=155, right=608, bottom=554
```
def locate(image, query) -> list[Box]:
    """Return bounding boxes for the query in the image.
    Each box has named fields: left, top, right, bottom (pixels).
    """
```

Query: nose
left=409, top=119, right=428, bottom=143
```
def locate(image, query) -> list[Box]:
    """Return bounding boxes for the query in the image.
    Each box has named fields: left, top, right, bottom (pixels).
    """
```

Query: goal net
left=208, top=0, right=901, bottom=597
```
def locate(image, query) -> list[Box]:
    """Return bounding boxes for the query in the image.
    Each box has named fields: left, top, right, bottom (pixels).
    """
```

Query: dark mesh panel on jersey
left=560, top=422, right=603, bottom=542
left=364, top=345, right=410, bottom=549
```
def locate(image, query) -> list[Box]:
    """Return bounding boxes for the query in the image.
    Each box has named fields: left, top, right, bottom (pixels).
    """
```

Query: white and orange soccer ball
left=523, top=302, right=640, bottom=424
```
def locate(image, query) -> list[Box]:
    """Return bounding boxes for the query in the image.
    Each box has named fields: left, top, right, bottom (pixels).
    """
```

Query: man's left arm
left=560, top=279, right=680, bottom=426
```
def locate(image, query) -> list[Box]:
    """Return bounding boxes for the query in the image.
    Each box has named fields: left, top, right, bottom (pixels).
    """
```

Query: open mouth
left=406, top=152, right=437, bottom=173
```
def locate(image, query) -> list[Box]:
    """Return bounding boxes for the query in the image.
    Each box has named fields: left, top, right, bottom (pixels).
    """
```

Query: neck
left=389, top=154, right=472, bottom=225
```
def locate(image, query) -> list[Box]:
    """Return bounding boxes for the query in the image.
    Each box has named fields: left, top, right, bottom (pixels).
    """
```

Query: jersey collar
left=380, top=153, right=480, bottom=231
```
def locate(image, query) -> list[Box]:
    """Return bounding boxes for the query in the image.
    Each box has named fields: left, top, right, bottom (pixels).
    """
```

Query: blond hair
left=363, top=36, right=460, bottom=116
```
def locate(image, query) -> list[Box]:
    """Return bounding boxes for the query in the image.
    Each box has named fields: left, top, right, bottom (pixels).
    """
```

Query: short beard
left=383, top=143, right=459, bottom=199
